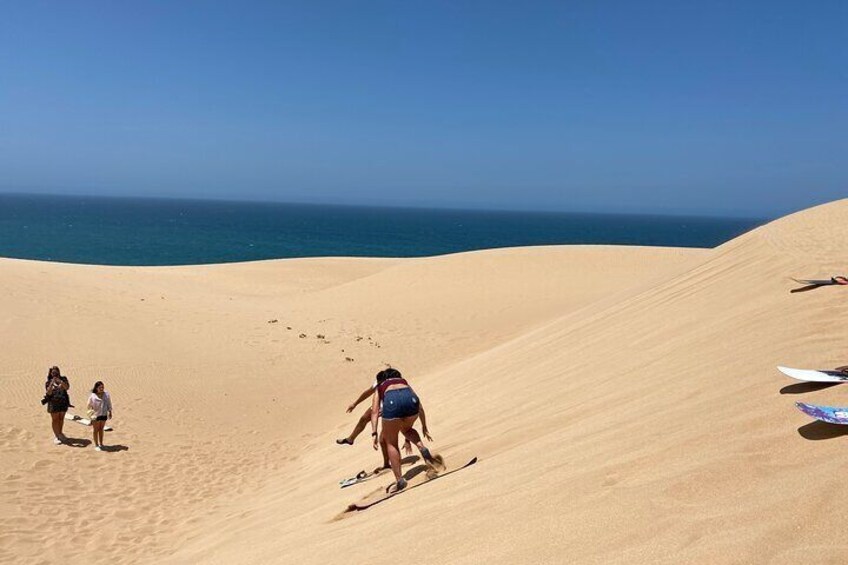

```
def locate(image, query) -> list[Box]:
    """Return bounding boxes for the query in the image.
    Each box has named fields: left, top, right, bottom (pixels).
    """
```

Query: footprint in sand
left=31, top=459, right=55, bottom=470
left=602, top=474, right=620, bottom=487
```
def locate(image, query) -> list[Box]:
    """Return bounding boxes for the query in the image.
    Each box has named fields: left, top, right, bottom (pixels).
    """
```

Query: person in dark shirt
left=44, top=366, right=71, bottom=444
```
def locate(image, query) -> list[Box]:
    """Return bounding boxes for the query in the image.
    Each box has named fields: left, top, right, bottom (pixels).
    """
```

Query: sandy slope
left=0, top=244, right=702, bottom=565
left=164, top=199, right=848, bottom=565
left=5, top=200, right=848, bottom=564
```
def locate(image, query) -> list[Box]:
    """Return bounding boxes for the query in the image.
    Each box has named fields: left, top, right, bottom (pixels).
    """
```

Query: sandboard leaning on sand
left=340, top=456, right=431, bottom=488
left=340, top=468, right=388, bottom=489
left=346, top=457, right=477, bottom=511
left=777, top=366, right=848, bottom=383
left=792, top=277, right=848, bottom=286
left=795, top=402, right=848, bottom=425
left=65, top=413, right=113, bottom=432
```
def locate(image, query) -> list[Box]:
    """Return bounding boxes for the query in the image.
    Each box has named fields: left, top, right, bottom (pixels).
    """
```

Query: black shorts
left=95, top=415, right=107, bottom=422
left=47, top=400, right=69, bottom=414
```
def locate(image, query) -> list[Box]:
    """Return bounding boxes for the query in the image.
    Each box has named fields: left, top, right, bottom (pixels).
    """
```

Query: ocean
left=0, top=193, right=766, bottom=266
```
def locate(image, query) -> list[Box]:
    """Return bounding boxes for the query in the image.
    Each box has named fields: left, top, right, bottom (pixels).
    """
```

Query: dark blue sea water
left=0, top=194, right=767, bottom=266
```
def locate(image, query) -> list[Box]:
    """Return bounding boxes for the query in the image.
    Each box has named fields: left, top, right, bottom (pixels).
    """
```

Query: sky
left=0, top=1, right=845, bottom=218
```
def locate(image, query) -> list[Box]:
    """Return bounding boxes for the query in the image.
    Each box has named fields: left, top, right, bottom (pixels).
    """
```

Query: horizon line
left=0, top=190, right=771, bottom=223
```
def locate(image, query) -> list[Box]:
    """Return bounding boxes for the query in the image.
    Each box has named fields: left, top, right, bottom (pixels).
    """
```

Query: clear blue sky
left=1, top=1, right=845, bottom=217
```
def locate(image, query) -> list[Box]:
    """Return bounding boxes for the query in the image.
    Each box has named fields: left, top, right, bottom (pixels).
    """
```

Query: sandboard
left=777, top=366, right=848, bottom=383
left=347, top=457, right=477, bottom=511
left=796, top=402, right=848, bottom=425
left=792, top=278, right=835, bottom=286
left=65, top=413, right=114, bottom=432
left=339, top=455, right=431, bottom=488
left=340, top=469, right=388, bottom=489
left=792, top=277, right=848, bottom=286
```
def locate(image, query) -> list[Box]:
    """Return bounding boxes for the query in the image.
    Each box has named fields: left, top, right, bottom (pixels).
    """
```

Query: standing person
left=370, top=368, right=437, bottom=493
left=44, top=366, right=70, bottom=445
left=87, top=381, right=112, bottom=451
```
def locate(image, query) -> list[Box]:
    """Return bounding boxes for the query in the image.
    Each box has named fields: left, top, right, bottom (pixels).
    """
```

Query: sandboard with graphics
left=347, top=457, right=477, bottom=511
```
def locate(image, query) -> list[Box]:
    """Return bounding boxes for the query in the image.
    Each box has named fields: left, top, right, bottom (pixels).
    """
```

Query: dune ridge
left=4, top=200, right=848, bottom=564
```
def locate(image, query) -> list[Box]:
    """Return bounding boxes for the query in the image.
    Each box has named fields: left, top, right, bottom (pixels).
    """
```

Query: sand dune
left=0, top=245, right=699, bottom=564
left=4, top=200, right=848, bottom=564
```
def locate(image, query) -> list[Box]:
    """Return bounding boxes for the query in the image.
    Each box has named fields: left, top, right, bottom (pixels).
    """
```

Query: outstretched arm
left=347, top=386, right=375, bottom=413
left=419, top=403, right=432, bottom=442
left=370, top=392, right=380, bottom=450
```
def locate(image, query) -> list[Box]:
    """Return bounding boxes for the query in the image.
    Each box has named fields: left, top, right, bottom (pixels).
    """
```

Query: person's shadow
left=62, top=436, right=92, bottom=448
left=100, top=445, right=129, bottom=452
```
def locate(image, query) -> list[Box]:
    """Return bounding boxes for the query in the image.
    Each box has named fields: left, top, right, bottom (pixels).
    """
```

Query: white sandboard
left=777, top=366, right=848, bottom=383
left=65, top=413, right=114, bottom=431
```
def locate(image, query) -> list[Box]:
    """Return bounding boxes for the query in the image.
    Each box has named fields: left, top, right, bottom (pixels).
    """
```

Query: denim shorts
left=381, top=388, right=420, bottom=420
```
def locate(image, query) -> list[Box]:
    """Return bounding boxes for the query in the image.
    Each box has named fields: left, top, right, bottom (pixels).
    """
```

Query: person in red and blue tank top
left=370, top=368, right=440, bottom=493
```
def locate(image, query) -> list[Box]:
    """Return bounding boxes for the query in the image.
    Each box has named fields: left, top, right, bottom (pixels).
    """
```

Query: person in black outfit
left=44, top=366, right=71, bottom=444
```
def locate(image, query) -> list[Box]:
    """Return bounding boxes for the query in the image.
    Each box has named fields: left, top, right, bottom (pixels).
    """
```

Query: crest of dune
left=3, top=199, right=848, bottom=564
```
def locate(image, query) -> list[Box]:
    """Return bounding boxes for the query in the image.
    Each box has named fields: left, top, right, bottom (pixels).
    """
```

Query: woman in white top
left=87, top=381, right=112, bottom=451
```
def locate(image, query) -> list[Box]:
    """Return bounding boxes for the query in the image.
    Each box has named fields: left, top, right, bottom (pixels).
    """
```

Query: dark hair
left=46, top=366, right=61, bottom=379
left=376, top=368, right=402, bottom=385
left=92, top=381, right=104, bottom=394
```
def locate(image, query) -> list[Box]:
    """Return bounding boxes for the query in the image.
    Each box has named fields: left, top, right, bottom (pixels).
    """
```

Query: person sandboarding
left=336, top=370, right=439, bottom=479
left=369, top=368, right=440, bottom=493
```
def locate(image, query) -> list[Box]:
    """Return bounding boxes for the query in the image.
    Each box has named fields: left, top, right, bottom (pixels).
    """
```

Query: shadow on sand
left=798, top=421, right=848, bottom=440
left=99, top=445, right=130, bottom=452
left=62, top=436, right=92, bottom=448
left=401, top=464, right=432, bottom=482
left=790, top=284, right=825, bottom=293
left=780, top=382, right=840, bottom=395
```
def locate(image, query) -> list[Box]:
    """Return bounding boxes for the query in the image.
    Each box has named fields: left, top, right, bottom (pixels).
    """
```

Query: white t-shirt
left=88, top=392, right=112, bottom=417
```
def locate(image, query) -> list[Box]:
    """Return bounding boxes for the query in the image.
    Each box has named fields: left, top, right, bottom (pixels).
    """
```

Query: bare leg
left=98, top=421, right=105, bottom=446
left=401, top=428, right=425, bottom=451
left=401, top=421, right=442, bottom=468
left=338, top=407, right=373, bottom=445
left=50, top=412, right=64, bottom=441
left=380, top=420, right=403, bottom=483
left=382, top=415, right=419, bottom=483
left=379, top=435, right=390, bottom=469
left=57, top=411, right=65, bottom=437
left=349, top=407, right=372, bottom=441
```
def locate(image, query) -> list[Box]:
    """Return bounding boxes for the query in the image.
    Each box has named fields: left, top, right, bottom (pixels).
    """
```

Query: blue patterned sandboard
left=796, top=402, right=848, bottom=425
